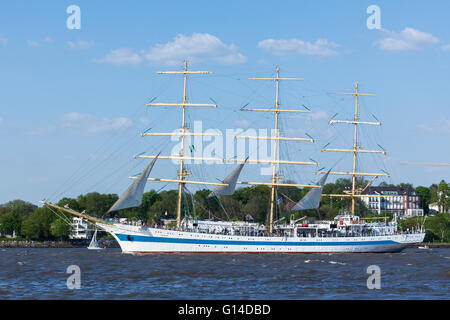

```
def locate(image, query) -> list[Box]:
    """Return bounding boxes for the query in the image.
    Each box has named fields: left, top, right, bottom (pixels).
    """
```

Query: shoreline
left=0, top=240, right=448, bottom=249
left=0, top=239, right=120, bottom=248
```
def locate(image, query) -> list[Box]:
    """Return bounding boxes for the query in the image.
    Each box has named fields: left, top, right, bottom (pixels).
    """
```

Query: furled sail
left=209, top=157, right=248, bottom=197
left=290, top=171, right=330, bottom=211
left=107, top=154, right=160, bottom=213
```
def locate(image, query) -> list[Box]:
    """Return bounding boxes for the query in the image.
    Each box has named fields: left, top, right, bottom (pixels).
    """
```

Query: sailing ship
left=43, top=61, right=425, bottom=253
left=87, top=228, right=104, bottom=250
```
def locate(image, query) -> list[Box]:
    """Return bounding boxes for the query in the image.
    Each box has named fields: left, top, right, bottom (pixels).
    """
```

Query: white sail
left=209, top=158, right=248, bottom=197
left=88, top=229, right=99, bottom=248
left=107, top=154, right=159, bottom=213
left=291, top=171, right=330, bottom=211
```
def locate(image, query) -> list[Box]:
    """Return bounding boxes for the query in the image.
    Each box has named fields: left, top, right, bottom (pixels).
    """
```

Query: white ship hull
left=99, top=223, right=425, bottom=254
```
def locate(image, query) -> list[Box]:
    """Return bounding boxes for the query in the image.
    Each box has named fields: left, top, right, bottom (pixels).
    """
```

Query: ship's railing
left=149, top=223, right=423, bottom=238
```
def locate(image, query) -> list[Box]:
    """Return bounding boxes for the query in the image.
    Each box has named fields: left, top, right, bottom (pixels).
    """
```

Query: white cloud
left=60, top=112, right=133, bottom=135
left=258, top=38, right=340, bottom=56
left=309, top=111, right=329, bottom=120
left=235, top=119, right=250, bottom=127
left=139, top=117, right=151, bottom=126
left=376, top=27, right=439, bottom=52
left=25, top=125, right=56, bottom=136
left=291, top=110, right=329, bottom=121
left=419, top=118, right=450, bottom=134
left=442, top=44, right=450, bottom=52
left=94, top=48, right=142, bottom=65
left=27, top=40, right=40, bottom=47
left=26, top=36, right=52, bottom=47
left=68, top=40, right=94, bottom=50
left=145, top=33, right=247, bottom=65
left=0, top=35, right=7, bottom=46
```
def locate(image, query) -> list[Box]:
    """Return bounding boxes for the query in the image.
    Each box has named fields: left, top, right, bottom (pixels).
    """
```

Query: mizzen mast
left=237, top=66, right=320, bottom=233
left=318, top=81, right=390, bottom=215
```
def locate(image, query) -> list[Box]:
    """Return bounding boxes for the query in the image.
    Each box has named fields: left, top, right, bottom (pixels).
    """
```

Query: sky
left=0, top=0, right=449, bottom=205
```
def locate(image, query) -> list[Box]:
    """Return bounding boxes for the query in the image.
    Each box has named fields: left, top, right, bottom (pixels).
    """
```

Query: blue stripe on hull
left=116, top=233, right=397, bottom=246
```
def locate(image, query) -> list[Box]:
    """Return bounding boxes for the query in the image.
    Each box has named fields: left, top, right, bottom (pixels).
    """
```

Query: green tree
left=415, top=186, right=431, bottom=215
left=57, top=197, right=80, bottom=211
left=379, top=181, right=395, bottom=187
left=77, top=192, right=118, bottom=217
left=400, top=213, right=449, bottom=243
left=147, top=190, right=178, bottom=223
left=426, top=212, right=449, bottom=242
left=0, top=200, right=37, bottom=217
left=0, top=211, right=22, bottom=236
left=21, top=207, right=55, bottom=240
left=21, top=216, right=41, bottom=240
left=437, top=180, right=449, bottom=212
left=50, top=218, right=72, bottom=240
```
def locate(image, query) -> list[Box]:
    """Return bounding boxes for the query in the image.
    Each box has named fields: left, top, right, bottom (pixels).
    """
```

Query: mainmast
left=319, top=81, right=390, bottom=215
left=237, top=66, right=320, bottom=232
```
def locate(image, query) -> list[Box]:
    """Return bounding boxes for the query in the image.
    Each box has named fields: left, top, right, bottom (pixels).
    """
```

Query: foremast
left=319, top=82, right=390, bottom=215
left=135, top=60, right=225, bottom=227
left=238, top=66, right=320, bottom=232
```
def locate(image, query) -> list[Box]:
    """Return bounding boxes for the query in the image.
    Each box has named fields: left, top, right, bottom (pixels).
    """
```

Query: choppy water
left=0, top=248, right=448, bottom=299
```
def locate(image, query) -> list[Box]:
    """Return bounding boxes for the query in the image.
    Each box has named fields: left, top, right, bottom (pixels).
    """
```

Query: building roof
left=361, top=186, right=418, bottom=196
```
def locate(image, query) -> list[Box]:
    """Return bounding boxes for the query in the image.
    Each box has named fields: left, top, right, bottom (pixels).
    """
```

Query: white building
left=361, top=187, right=424, bottom=218
left=69, top=217, right=92, bottom=239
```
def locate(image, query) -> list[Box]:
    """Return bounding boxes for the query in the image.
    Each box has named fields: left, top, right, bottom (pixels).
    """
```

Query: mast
left=318, top=81, right=390, bottom=215
left=134, top=63, right=321, bottom=231
left=238, top=66, right=320, bottom=233
left=138, top=60, right=223, bottom=227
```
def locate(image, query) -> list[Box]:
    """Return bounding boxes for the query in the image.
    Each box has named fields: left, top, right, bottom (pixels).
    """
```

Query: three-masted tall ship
left=43, top=61, right=425, bottom=253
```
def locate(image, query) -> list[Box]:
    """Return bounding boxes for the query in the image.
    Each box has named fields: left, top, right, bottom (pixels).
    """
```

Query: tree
left=21, top=216, right=41, bottom=240
left=192, top=189, right=213, bottom=220
left=77, top=192, right=118, bottom=217
left=0, top=200, right=37, bottom=217
left=415, top=186, right=431, bottom=215
left=241, top=197, right=261, bottom=221
left=335, top=178, right=352, bottom=188
left=57, top=197, right=80, bottom=212
left=21, top=207, right=55, bottom=240
left=147, top=190, right=178, bottom=223
left=437, top=180, right=450, bottom=213
left=400, top=213, right=449, bottom=243
left=0, top=211, right=22, bottom=236
left=218, top=197, right=241, bottom=221
left=50, top=219, right=72, bottom=241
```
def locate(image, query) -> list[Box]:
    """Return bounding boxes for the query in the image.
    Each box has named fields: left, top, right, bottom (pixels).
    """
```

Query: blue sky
left=0, top=0, right=449, bottom=204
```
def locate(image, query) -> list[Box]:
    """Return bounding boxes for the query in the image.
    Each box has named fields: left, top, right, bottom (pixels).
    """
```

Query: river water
left=0, top=247, right=448, bottom=299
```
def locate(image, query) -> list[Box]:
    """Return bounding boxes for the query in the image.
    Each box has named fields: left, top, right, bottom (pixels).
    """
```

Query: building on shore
left=0, top=230, right=16, bottom=238
left=69, top=217, right=92, bottom=239
left=429, top=202, right=441, bottom=214
left=360, top=186, right=424, bottom=218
